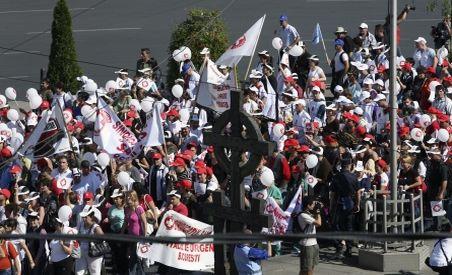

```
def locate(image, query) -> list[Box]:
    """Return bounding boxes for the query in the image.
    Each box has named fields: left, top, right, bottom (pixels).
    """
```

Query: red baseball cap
left=83, top=192, right=94, bottom=201
left=1, top=147, right=12, bottom=158
left=377, top=159, right=388, bottom=169
left=398, top=126, right=410, bottom=136
left=342, top=112, right=353, bottom=121
left=284, top=139, right=299, bottom=150
left=427, top=107, right=443, bottom=115
left=194, top=160, right=206, bottom=169
left=355, top=126, right=366, bottom=137
left=9, top=165, right=21, bottom=174
left=401, top=62, right=412, bottom=71
left=176, top=179, right=192, bottom=189
left=298, top=145, right=310, bottom=153
left=196, top=167, right=207, bottom=175
left=350, top=114, right=360, bottom=124
left=324, top=135, right=338, bottom=144
left=426, top=67, right=436, bottom=74
left=143, top=194, right=154, bottom=205
left=0, top=189, right=11, bottom=200
left=171, top=158, right=186, bottom=167
left=166, top=109, right=179, bottom=117
left=152, top=153, right=162, bottom=160
left=40, top=101, right=50, bottom=110
left=443, top=76, right=452, bottom=86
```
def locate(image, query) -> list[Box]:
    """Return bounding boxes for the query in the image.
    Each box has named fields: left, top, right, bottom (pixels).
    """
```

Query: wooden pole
left=319, top=24, right=331, bottom=65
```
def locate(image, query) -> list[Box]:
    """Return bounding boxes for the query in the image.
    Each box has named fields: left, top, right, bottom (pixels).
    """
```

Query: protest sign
left=149, top=210, right=214, bottom=271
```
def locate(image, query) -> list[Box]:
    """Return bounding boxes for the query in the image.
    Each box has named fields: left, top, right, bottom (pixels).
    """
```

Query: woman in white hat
left=307, top=55, right=326, bottom=89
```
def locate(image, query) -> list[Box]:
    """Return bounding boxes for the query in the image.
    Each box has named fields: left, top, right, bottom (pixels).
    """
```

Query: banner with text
left=149, top=210, right=214, bottom=271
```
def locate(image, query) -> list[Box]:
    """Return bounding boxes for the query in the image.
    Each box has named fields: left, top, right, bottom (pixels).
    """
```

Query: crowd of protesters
left=0, top=9, right=450, bottom=275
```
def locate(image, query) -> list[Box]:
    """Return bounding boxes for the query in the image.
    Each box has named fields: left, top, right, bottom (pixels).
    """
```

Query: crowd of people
left=0, top=9, right=450, bottom=275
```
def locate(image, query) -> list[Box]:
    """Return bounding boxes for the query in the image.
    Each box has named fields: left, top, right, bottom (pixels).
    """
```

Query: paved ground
left=262, top=242, right=437, bottom=275
left=0, top=0, right=443, bottom=98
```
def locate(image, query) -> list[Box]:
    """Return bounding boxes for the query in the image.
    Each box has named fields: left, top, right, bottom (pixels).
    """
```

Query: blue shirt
left=234, top=244, right=268, bottom=275
left=278, top=24, right=300, bottom=48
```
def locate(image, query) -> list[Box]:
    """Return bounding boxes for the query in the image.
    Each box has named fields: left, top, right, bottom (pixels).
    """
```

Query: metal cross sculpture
left=203, top=89, right=275, bottom=274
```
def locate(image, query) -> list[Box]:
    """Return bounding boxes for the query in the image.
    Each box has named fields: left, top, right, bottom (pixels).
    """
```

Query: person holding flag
left=276, top=14, right=300, bottom=69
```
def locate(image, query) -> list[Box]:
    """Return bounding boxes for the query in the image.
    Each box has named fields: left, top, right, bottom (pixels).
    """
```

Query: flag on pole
left=197, top=58, right=233, bottom=113
left=312, top=23, right=323, bottom=45
left=215, top=15, right=266, bottom=67
left=18, top=104, right=71, bottom=159
left=94, top=98, right=138, bottom=161
left=141, top=103, right=165, bottom=148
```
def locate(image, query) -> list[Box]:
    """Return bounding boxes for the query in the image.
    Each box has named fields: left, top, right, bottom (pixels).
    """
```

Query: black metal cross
left=203, top=89, right=275, bottom=274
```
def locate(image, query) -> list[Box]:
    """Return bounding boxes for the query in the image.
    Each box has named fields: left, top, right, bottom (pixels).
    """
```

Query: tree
left=427, top=0, right=452, bottom=17
left=47, top=0, right=82, bottom=93
left=167, top=9, right=229, bottom=88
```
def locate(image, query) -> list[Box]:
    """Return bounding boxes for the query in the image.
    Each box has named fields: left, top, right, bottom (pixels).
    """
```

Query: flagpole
left=318, top=24, right=331, bottom=65
left=243, top=14, right=266, bottom=81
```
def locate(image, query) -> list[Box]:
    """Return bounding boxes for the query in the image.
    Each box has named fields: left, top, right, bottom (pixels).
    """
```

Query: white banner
left=94, top=98, right=138, bottom=161
left=285, top=185, right=303, bottom=215
left=149, top=210, right=214, bottom=271
left=215, top=15, right=266, bottom=67
left=197, top=59, right=233, bottom=113
left=264, top=197, right=291, bottom=235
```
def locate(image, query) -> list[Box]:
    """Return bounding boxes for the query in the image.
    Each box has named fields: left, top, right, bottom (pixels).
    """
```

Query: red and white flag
left=215, top=15, right=266, bottom=66
left=94, top=98, right=138, bottom=161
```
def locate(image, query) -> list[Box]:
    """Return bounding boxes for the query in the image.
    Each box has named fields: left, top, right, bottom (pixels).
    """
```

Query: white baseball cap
left=414, top=37, right=427, bottom=44
left=373, top=94, right=386, bottom=102
left=359, top=23, right=369, bottom=29
left=361, top=91, right=371, bottom=101
left=363, top=78, right=374, bottom=85
left=334, top=85, right=344, bottom=93
left=294, top=99, right=306, bottom=106
left=375, top=79, right=384, bottom=87
left=354, top=106, right=364, bottom=116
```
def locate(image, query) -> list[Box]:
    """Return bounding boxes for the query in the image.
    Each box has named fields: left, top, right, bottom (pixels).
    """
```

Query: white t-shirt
left=297, top=213, right=317, bottom=246
left=334, top=51, right=349, bottom=72
left=429, top=238, right=452, bottom=267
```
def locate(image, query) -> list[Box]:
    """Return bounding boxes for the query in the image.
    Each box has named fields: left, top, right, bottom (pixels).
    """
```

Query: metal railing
left=363, top=185, right=424, bottom=253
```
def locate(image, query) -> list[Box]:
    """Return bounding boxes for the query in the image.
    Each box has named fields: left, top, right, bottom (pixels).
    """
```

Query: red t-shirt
left=0, top=241, right=18, bottom=270
left=173, top=202, right=188, bottom=217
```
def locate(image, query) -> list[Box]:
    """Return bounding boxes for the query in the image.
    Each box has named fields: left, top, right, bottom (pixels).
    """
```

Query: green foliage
left=47, top=0, right=82, bottom=93
left=426, top=0, right=452, bottom=17
left=167, top=8, right=229, bottom=88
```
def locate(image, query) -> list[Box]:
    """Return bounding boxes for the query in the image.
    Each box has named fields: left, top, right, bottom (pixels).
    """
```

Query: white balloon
left=180, top=46, right=192, bottom=61
left=306, top=154, right=319, bottom=169
left=82, top=152, right=97, bottom=166
left=288, top=45, right=304, bottom=57
left=260, top=167, right=275, bottom=187
left=105, top=80, right=118, bottom=93
left=410, top=128, right=424, bottom=142
left=58, top=205, right=72, bottom=223
left=129, top=99, right=142, bottom=111
left=97, top=152, right=110, bottom=168
left=117, top=171, right=131, bottom=187
left=419, top=114, right=431, bottom=128
left=29, top=95, right=43, bottom=110
left=437, top=128, right=450, bottom=142
left=26, top=88, right=38, bottom=99
left=171, top=84, right=183, bottom=98
left=179, top=108, right=190, bottom=123
left=172, top=49, right=183, bottom=62
left=86, top=108, right=97, bottom=123
left=83, top=80, right=98, bottom=94
left=272, top=123, right=285, bottom=138
left=4, top=87, right=16, bottom=100
left=7, top=109, right=19, bottom=122
left=272, top=37, right=283, bottom=50
left=141, top=97, right=154, bottom=113
left=0, top=95, right=7, bottom=107
left=63, top=110, right=73, bottom=123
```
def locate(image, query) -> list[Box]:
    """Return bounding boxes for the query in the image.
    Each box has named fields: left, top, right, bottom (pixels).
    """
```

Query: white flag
left=141, top=103, right=165, bottom=148
left=94, top=98, right=138, bottom=161
left=197, top=59, right=233, bottom=113
left=18, top=104, right=71, bottom=159
left=215, top=15, right=266, bottom=66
